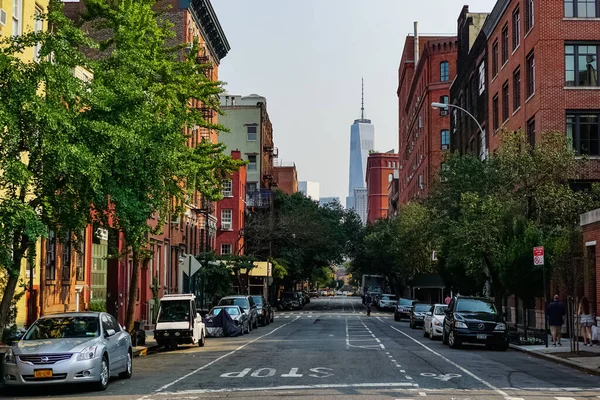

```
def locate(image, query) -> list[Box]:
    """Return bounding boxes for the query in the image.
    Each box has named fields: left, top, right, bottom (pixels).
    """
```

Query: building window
left=33, top=7, right=43, bottom=61
left=526, top=0, right=534, bottom=32
left=513, top=7, right=521, bottom=51
left=492, top=40, right=499, bottom=77
left=567, top=112, right=600, bottom=155
left=221, top=243, right=232, bottom=255
left=440, top=61, right=449, bottom=82
left=247, top=126, right=257, bottom=141
left=62, top=231, right=72, bottom=281
left=502, top=82, right=509, bottom=123
left=527, top=117, right=536, bottom=148
left=478, top=61, right=486, bottom=94
left=12, top=0, right=22, bottom=36
left=247, top=155, right=257, bottom=170
left=221, top=209, right=232, bottom=230
left=501, top=24, right=509, bottom=65
left=221, top=179, right=232, bottom=197
left=46, top=229, right=56, bottom=280
left=565, top=44, right=598, bottom=87
left=526, top=51, right=535, bottom=97
left=418, top=174, right=423, bottom=189
left=247, top=182, right=257, bottom=193
left=441, top=130, right=450, bottom=149
left=565, top=0, right=598, bottom=17
left=76, top=230, right=85, bottom=281
left=513, top=68, right=521, bottom=111
left=492, top=94, right=499, bottom=131
left=439, top=95, right=449, bottom=115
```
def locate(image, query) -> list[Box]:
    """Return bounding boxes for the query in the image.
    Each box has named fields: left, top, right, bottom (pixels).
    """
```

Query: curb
left=132, top=344, right=160, bottom=357
left=510, top=344, right=600, bottom=376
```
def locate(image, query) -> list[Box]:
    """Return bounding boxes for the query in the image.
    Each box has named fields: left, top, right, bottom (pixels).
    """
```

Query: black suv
left=442, top=296, right=509, bottom=350
left=394, top=298, right=415, bottom=321
left=409, top=302, right=432, bottom=329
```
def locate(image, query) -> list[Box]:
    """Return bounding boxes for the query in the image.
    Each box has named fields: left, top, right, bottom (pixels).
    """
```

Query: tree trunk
left=0, top=236, right=27, bottom=329
left=125, top=247, right=140, bottom=333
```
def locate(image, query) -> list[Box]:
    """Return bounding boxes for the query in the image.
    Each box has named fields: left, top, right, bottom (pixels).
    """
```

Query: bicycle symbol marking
left=420, top=372, right=462, bottom=381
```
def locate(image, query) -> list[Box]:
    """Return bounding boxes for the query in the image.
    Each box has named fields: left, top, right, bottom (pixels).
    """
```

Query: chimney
left=414, top=21, right=419, bottom=66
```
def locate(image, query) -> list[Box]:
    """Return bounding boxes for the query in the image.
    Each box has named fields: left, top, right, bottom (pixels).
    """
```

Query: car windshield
left=24, top=316, right=99, bottom=340
left=158, top=300, right=191, bottom=322
left=456, top=299, right=497, bottom=314
left=251, top=296, right=263, bottom=305
left=382, top=295, right=397, bottom=301
left=212, top=307, right=240, bottom=316
left=434, top=306, right=448, bottom=315
left=414, top=304, right=431, bottom=312
left=399, top=299, right=413, bottom=306
left=219, top=298, right=249, bottom=309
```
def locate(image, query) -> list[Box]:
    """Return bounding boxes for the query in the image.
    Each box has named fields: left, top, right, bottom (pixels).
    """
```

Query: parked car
left=154, top=293, right=206, bottom=350
left=424, top=304, right=448, bottom=339
left=394, top=298, right=415, bottom=321
left=251, top=295, right=274, bottom=326
left=377, top=294, right=398, bottom=311
left=280, top=292, right=302, bottom=310
left=409, top=302, right=433, bottom=329
left=296, top=292, right=306, bottom=307
left=209, top=305, right=250, bottom=334
left=302, top=291, right=311, bottom=304
left=442, top=296, right=509, bottom=350
left=309, top=291, right=320, bottom=298
left=218, top=295, right=259, bottom=329
left=3, top=312, right=132, bottom=391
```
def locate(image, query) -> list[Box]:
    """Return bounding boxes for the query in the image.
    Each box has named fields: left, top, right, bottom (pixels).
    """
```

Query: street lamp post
left=431, top=102, right=484, bottom=138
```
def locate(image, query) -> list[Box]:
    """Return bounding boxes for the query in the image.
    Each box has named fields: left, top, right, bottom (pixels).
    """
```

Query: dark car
left=218, top=295, right=259, bottom=330
left=409, top=302, right=432, bottom=329
left=394, top=298, right=415, bottom=321
left=251, top=295, right=274, bottom=326
left=442, top=296, right=509, bottom=350
left=280, top=292, right=301, bottom=310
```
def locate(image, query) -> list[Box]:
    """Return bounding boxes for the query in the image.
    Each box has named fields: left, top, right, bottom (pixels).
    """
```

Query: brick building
left=579, top=209, right=600, bottom=323
left=481, top=0, right=600, bottom=174
left=58, top=0, right=230, bottom=326
left=273, top=162, right=299, bottom=195
left=216, top=151, right=247, bottom=257
left=398, top=29, right=457, bottom=205
left=366, top=151, right=398, bottom=223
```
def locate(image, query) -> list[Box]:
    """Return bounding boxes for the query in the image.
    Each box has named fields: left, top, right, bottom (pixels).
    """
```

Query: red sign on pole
left=533, top=246, right=544, bottom=266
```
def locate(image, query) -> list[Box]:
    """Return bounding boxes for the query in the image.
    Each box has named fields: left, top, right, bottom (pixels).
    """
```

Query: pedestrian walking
left=578, top=296, right=594, bottom=346
left=546, top=294, right=566, bottom=347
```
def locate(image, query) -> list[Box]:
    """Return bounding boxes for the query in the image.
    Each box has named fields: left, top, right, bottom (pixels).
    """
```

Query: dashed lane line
left=135, top=316, right=302, bottom=400
left=389, top=325, right=510, bottom=400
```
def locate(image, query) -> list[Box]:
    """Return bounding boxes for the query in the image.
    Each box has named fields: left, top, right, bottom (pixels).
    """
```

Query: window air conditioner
left=222, top=222, right=232, bottom=230
left=440, top=110, right=449, bottom=116
left=442, top=144, right=449, bottom=150
left=0, top=9, right=6, bottom=26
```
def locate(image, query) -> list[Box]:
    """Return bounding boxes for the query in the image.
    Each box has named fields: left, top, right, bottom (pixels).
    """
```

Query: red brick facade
left=580, top=209, right=600, bottom=321
left=216, top=151, right=247, bottom=257
left=398, top=36, right=457, bottom=205
left=366, top=152, right=398, bottom=223
left=273, top=164, right=298, bottom=195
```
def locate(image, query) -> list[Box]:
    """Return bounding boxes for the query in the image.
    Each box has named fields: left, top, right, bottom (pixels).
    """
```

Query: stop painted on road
left=220, top=367, right=334, bottom=378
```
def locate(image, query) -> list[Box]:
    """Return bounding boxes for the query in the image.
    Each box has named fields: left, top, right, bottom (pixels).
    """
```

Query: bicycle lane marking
left=135, top=316, right=302, bottom=400
left=389, top=325, right=510, bottom=399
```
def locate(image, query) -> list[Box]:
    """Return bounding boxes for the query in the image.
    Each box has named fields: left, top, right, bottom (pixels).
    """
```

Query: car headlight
left=454, top=321, right=468, bottom=329
left=4, top=348, right=16, bottom=364
left=495, top=323, right=506, bottom=331
left=434, top=320, right=441, bottom=326
left=77, top=345, right=99, bottom=361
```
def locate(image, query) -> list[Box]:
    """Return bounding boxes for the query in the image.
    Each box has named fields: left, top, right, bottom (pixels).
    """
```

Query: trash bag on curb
left=203, top=309, right=242, bottom=337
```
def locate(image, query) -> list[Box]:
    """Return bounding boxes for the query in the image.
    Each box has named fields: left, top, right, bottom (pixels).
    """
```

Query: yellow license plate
left=34, top=369, right=53, bottom=378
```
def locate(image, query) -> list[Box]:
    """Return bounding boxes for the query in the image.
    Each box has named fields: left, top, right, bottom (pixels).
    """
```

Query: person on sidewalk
left=546, top=294, right=566, bottom=347
left=578, top=296, right=594, bottom=346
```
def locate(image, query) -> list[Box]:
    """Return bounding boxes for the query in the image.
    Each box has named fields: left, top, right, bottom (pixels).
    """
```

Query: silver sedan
left=3, top=312, right=132, bottom=391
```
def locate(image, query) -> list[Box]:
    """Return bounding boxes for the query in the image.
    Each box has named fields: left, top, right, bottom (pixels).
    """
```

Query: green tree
left=79, top=0, right=243, bottom=330
left=0, top=1, right=99, bottom=329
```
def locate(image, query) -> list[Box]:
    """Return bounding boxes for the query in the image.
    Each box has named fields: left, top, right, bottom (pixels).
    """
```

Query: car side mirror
left=105, top=329, right=116, bottom=338
left=426, top=312, right=432, bottom=316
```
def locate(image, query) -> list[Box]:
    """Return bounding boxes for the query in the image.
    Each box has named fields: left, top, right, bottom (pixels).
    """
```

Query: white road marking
left=554, top=398, right=576, bottom=400
left=400, top=369, right=406, bottom=372
left=281, top=368, right=303, bottom=377
left=377, top=317, right=384, bottom=322
left=419, top=392, right=427, bottom=396
left=153, top=382, right=419, bottom=395
left=285, top=315, right=290, bottom=319
left=406, top=376, right=413, bottom=380
left=390, top=325, right=510, bottom=399
left=135, top=316, right=301, bottom=399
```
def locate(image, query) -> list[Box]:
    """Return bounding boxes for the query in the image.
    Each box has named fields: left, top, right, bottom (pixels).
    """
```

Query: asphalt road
left=3, top=297, right=600, bottom=400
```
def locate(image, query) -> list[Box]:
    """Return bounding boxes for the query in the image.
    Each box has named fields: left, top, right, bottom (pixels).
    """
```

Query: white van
left=154, top=294, right=206, bottom=350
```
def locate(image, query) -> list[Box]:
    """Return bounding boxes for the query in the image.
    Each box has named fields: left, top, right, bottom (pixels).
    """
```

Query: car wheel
left=119, top=351, right=133, bottom=379
left=394, top=313, right=400, bottom=322
left=448, top=330, right=461, bottom=349
left=442, top=328, right=449, bottom=345
left=254, top=318, right=259, bottom=329
left=94, top=355, right=110, bottom=391
left=198, top=331, right=205, bottom=347
left=249, top=320, right=253, bottom=332
left=410, top=320, right=415, bottom=329
left=271, top=314, right=275, bottom=323
left=423, top=326, right=429, bottom=337
left=429, top=325, right=435, bottom=340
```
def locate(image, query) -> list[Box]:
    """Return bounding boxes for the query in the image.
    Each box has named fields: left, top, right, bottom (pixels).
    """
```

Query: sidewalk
left=511, top=336, right=600, bottom=376
left=132, top=330, right=159, bottom=357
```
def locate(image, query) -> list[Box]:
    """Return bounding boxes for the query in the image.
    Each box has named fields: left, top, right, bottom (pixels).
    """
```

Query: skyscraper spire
left=361, top=77, right=365, bottom=120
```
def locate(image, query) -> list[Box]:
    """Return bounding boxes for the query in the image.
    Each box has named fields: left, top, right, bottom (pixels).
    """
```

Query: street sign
left=533, top=246, right=544, bottom=266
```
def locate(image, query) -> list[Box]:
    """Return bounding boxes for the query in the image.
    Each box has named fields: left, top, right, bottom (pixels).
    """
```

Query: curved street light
left=431, top=102, right=485, bottom=138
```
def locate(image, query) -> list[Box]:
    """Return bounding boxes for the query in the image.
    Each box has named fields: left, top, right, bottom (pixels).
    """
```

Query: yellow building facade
left=1, top=0, right=48, bottom=328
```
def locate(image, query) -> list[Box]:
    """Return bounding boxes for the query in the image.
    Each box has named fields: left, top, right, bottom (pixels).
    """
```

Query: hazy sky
left=212, top=0, right=497, bottom=205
